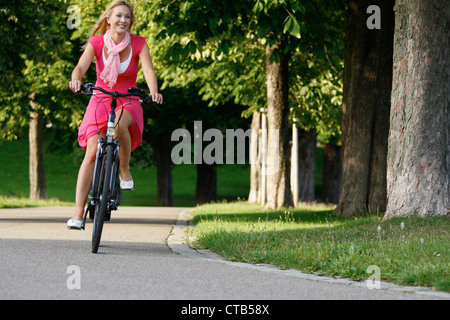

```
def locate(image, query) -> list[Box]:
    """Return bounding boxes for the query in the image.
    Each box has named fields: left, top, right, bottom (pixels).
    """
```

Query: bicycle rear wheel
left=92, top=144, right=114, bottom=253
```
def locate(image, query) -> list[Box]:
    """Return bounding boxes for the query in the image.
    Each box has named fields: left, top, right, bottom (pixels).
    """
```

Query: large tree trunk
left=335, top=0, right=394, bottom=216
left=29, top=94, right=46, bottom=200
left=195, top=163, right=217, bottom=205
left=248, top=111, right=261, bottom=204
left=264, top=40, right=293, bottom=209
left=385, top=0, right=449, bottom=218
left=298, top=129, right=317, bottom=202
left=322, top=143, right=342, bottom=204
left=153, top=131, right=174, bottom=206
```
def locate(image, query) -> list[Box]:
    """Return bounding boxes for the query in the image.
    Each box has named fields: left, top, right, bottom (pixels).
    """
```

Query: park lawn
left=191, top=201, right=450, bottom=292
left=0, top=138, right=250, bottom=208
left=0, top=133, right=325, bottom=208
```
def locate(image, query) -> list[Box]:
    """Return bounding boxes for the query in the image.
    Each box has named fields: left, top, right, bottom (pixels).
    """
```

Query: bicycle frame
left=92, top=115, right=120, bottom=206
left=73, top=83, right=155, bottom=252
left=83, top=105, right=121, bottom=228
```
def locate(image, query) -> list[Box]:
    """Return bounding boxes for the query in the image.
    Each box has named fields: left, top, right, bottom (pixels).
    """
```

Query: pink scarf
left=100, top=30, right=131, bottom=89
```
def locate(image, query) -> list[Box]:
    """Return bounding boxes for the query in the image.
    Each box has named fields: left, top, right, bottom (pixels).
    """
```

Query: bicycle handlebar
left=71, top=83, right=156, bottom=106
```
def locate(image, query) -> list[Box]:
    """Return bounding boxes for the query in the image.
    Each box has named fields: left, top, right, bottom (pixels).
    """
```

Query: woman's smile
left=108, top=5, right=131, bottom=34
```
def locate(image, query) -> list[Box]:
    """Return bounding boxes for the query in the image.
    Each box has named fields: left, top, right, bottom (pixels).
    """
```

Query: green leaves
left=283, top=15, right=301, bottom=39
left=149, top=0, right=345, bottom=142
left=252, top=0, right=264, bottom=14
left=253, top=0, right=303, bottom=39
left=0, top=0, right=84, bottom=141
left=165, top=40, right=198, bottom=61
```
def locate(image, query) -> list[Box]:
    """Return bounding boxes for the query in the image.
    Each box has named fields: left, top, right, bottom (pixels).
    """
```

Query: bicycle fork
left=82, top=105, right=121, bottom=229
left=105, top=99, right=121, bottom=213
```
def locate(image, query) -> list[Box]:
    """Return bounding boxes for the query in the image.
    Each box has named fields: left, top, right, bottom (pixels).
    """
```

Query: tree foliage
left=149, top=0, right=345, bottom=143
left=0, top=0, right=84, bottom=142
left=0, top=0, right=344, bottom=143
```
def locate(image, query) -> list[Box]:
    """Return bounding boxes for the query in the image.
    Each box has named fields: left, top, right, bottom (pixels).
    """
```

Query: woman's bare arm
left=139, top=42, right=163, bottom=104
left=69, top=43, right=95, bottom=93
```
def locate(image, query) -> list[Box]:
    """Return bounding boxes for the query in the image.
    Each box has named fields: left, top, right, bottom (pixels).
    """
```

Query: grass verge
left=192, top=201, right=450, bottom=292
left=0, top=196, right=73, bottom=209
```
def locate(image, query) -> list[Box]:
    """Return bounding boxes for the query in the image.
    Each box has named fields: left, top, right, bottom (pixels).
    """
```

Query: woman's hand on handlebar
left=69, top=82, right=162, bottom=106
left=69, top=79, right=82, bottom=93
left=149, top=92, right=163, bottom=104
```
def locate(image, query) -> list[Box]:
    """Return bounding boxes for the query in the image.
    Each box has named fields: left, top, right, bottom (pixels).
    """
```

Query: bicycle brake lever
left=150, top=100, right=161, bottom=110
left=81, top=83, right=94, bottom=94
left=68, top=83, right=93, bottom=96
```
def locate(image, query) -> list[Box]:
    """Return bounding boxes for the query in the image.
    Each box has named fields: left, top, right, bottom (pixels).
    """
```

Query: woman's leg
left=115, top=109, right=133, bottom=182
left=70, top=108, right=132, bottom=222
left=71, top=135, right=101, bottom=221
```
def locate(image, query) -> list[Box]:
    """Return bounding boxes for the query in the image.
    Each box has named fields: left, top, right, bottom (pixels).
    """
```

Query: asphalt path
left=0, top=206, right=448, bottom=303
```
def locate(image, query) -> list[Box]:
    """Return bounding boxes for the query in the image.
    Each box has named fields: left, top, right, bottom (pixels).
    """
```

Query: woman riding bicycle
left=67, top=0, right=163, bottom=229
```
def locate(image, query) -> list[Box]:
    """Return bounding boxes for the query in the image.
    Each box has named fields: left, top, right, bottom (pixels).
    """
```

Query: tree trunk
left=153, top=131, right=174, bottom=206
left=291, top=123, right=299, bottom=206
left=335, top=0, right=394, bottom=216
left=29, top=94, right=46, bottom=200
left=298, top=129, right=317, bottom=202
left=248, top=111, right=261, bottom=204
left=322, top=143, right=342, bottom=204
left=385, top=0, right=449, bottom=218
left=264, top=39, right=293, bottom=209
left=195, top=163, right=217, bottom=204
left=259, top=111, right=267, bottom=205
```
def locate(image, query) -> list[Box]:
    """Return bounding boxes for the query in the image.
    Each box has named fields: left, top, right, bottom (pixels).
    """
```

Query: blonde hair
left=89, top=0, right=136, bottom=37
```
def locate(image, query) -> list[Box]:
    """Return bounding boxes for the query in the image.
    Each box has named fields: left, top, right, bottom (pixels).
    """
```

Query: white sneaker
left=119, top=176, right=134, bottom=191
left=67, top=219, right=83, bottom=230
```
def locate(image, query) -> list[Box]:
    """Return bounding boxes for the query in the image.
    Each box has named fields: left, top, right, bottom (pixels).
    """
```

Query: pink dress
left=78, top=34, right=147, bottom=152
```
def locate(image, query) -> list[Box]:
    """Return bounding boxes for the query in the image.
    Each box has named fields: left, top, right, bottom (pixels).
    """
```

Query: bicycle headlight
left=107, top=127, right=115, bottom=137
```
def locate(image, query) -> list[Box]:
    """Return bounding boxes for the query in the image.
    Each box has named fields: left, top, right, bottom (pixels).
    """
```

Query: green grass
left=0, top=138, right=250, bottom=207
left=0, top=196, right=73, bottom=209
left=192, top=201, right=450, bottom=292
left=119, top=163, right=250, bottom=207
left=0, top=138, right=79, bottom=201
left=0, top=135, right=324, bottom=208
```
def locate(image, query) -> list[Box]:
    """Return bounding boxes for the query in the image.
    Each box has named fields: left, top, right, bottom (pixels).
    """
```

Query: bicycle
left=72, top=83, right=155, bottom=253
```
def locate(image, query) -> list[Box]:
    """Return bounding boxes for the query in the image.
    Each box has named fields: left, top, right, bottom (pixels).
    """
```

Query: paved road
left=0, top=206, right=447, bottom=302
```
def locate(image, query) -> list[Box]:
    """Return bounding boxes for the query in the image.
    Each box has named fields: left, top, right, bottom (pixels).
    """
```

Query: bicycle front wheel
left=92, top=144, right=114, bottom=253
